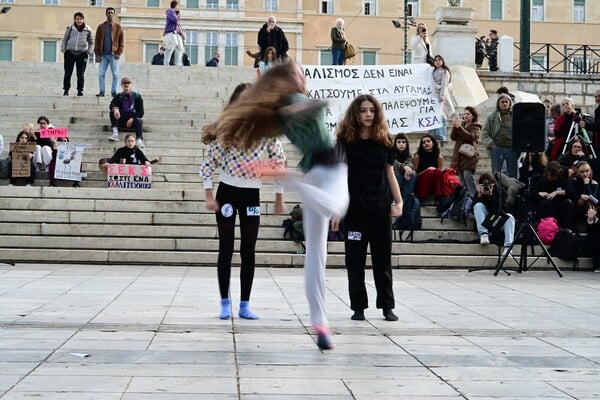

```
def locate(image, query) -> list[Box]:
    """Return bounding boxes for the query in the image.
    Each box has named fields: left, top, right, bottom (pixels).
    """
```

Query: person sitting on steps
left=108, top=77, right=145, bottom=148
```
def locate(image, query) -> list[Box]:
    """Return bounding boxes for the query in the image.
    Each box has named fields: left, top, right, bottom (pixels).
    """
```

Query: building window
left=320, top=49, right=332, bottom=65
left=226, top=0, right=238, bottom=10
left=321, top=0, right=333, bottom=14
left=44, top=0, right=58, bottom=5
left=530, top=55, right=546, bottom=72
left=363, top=0, right=376, bottom=16
left=407, top=0, right=419, bottom=17
left=265, top=0, right=277, bottom=11
left=205, top=31, right=218, bottom=64
left=187, top=0, right=199, bottom=8
left=363, top=50, right=376, bottom=65
left=206, top=0, right=218, bottom=8
left=145, top=43, right=159, bottom=63
left=490, top=0, right=502, bottom=19
left=147, top=0, right=159, bottom=7
left=0, top=0, right=15, bottom=3
left=573, top=0, right=585, bottom=22
left=225, top=32, right=238, bottom=65
left=90, top=0, right=104, bottom=6
left=0, top=39, right=12, bottom=61
left=185, top=31, right=198, bottom=64
left=531, top=0, right=543, bottom=21
left=42, top=40, right=57, bottom=62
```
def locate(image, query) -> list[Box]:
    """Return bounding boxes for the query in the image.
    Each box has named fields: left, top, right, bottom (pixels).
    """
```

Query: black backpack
left=393, top=195, right=422, bottom=231
left=438, top=186, right=472, bottom=225
left=549, top=229, right=578, bottom=261
left=282, top=204, right=304, bottom=242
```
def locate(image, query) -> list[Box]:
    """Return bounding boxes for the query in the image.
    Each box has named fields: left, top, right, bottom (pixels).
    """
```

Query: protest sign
left=40, top=128, right=68, bottom=138
left=9, top=143, right=36, bottom=177
left=107, top=164, right=152, bottom=189
left=54, top=142, right=90, bottom=181
left=303, top=64, right=442, bottom=134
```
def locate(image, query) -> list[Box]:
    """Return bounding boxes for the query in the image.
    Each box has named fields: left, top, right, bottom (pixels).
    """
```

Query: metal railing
left=513, top=43, right=600, bottom=74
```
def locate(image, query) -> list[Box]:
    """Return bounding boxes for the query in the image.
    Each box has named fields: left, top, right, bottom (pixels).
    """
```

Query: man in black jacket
left=581, top=89, right=600, bottom=154
left=108, top=77, right=145, bottom=148
left=257, top=16, right=289, bottom=61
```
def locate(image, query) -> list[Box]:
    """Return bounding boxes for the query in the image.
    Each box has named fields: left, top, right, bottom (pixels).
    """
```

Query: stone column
left=431, top=7, right=478, bottom=68
left=498, top=35, right=514, bottom=72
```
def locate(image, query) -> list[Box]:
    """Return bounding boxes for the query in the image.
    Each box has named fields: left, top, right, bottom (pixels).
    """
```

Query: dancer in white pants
left=211, top=61, right=349, bottom=349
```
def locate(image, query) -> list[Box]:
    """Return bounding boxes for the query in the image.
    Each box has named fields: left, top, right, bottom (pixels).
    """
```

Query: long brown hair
left=213, top=61, right=305, bottom=151
left=201, top=82, right=252, bottom=145
left=336, top=94, right=392, bottom=147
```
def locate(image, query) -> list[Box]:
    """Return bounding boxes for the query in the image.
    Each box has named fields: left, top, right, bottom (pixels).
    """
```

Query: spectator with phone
left=450, top=106, right=480, bottom=197
left=568, top=161, right=598, bottom=232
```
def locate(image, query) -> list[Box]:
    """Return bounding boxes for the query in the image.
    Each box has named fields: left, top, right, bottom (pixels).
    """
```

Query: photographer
left=550, top=98, right=578, bottom=161
left=473, top=172, right=516, bottom=257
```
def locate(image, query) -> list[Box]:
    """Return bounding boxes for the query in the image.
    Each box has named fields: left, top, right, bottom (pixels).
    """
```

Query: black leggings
left=215, top=183, right=260, bottom=301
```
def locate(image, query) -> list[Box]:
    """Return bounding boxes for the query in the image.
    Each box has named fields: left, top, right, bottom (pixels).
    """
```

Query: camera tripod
left=561, top=119, right=597, bottom=159
left=493, top=157, right=562, bottom=277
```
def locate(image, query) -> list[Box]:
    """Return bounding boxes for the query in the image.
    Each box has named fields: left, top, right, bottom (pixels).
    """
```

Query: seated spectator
left=568, top=161, right=598, bottom=232
left=473, top=172, right=516, bottom=257
left=33, top=116, right=54, bottom=170
left=532, top=161, right=573, bottom=229
left=151, top=47, right=165, bottom=65
left=519, top=152, right=547, bottom=187
left=103, top=134, right=151, bottom=167
left=413, top=134, right=444, bottom=200
left=557, top=139, right=590, bottom=178
left=47, top=137, right=81, bottom=188
left=393, top=133, right=416, bottom=199
left=206, top=51, right=220, bottom=67
left=7, top=130, right=36, bottom=186
left=258, top=46, right=277, bottom=75
left=108, top=77, right=145, bottom=148
left=450, top=106, right=480, bottom=197
left=583, top=205, right=599, bottom=272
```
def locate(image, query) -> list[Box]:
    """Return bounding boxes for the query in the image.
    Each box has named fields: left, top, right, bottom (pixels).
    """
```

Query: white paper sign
left=303, top=63, right=443, bottom=134
left=54, top=142, right=89, bottom=181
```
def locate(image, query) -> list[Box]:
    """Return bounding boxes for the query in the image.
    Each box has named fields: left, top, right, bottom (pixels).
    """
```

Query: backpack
left=536, top=217, right=559, bottom=245
left=392, top=195, right=422, bottom=231
left=549, top=229, right=578, bottom=261
left=441, top=168, right=461, bottom=197
left=437, top=185, right=466, bottom=216
left=440, top=191, right=474, bottom=225
left=282, top=204, right=304, bottom=242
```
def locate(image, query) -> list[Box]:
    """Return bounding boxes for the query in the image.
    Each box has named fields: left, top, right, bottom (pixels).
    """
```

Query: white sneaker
left=109, top=128, right=119, bottom=141
left=25, top=183, right=32, bottom=187
left=136, top=138, right=145, bottom=148
left=480, top=233, right=490, bottom=245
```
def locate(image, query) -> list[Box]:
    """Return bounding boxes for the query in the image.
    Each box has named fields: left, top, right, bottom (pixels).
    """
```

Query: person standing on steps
left=61, top=12, right=94, bottom=97
left=94, top=7, right=124, bottom=97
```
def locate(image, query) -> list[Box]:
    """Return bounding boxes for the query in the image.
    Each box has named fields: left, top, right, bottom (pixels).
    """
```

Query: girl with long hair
left=212, top=62, right=349, bottom=350
left=429, top=55, right=455, bottom=144
left=450, top=106, right=480, bottom=197
left=557, top=138, right=591, bottom=178
left=336, top=94, right=403, bottom=322
left=201, top=82, right=286, bottom=321
left=393, top=133, right=416, bottom=198
left=413, top=134, right=444, bottom=200
left=258, top=46, right=278, bottom=75
left=8, top=130, right=36, bottom=186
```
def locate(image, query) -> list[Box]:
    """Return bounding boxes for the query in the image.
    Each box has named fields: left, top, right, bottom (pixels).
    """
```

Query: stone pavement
left=0, top=264, right=599, bottom=400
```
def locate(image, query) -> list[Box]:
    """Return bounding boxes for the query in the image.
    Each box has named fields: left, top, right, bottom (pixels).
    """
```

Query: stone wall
left=478, top=72, right=600, bottom=114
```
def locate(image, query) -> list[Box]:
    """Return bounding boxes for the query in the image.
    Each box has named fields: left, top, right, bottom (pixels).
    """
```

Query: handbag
left=482, top=211, right=509, bottom=237
left=458, top=143, right=476, bottom=158
left=344, top=42, right=356, bottom=59
left=426, top=53, right=435, bottom=67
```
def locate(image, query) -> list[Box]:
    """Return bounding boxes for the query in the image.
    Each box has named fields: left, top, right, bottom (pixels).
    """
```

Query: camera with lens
left=482, top=182, right=492, bottom=192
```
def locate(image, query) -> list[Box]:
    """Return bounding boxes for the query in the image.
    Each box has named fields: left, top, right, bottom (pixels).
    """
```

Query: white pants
left=34, top=145, right=52, bottom=167
left=163, top=33, right=183, bottom=66
left=287, top=163, right=349, bottom=327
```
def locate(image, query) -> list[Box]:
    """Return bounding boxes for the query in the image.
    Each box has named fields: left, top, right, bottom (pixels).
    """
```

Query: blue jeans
left=429, top=118, right=447, bottom=142
left=332, top=48, right=344, bottom=65
left=473, top=202, right=515, bottom=247
left=98, top=54, right=120, bottom=95
left=396, top=172, right=416, bottom=199
left=491, top=146, right=519, bottom=178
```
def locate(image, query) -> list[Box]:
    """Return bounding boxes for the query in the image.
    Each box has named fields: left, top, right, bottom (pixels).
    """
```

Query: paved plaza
left=0, top=263, right=599, bottom=399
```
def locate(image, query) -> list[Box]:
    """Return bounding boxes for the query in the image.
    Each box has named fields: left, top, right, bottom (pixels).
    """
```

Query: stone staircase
left=0, top=62, right=591, bottom=270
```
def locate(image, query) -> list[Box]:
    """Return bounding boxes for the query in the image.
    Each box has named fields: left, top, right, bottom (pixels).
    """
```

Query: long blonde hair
left=213, top=61, right=304, bottom=151
left=336, top=94, right=392, bottom=147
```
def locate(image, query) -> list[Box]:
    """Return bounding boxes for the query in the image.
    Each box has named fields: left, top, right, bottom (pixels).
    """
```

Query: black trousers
left=344, top=209, right=395, bottom=311
left=110, top=111, right=144, bottom=139
left=63, top=50, right=88, bottom=92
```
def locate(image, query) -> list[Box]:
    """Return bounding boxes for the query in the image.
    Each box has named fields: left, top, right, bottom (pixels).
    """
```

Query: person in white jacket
left=410, top=23, right=432, bottom=65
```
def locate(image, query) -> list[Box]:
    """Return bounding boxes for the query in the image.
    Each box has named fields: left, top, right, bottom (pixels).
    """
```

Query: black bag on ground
left=549, top=229, right=578, bottom=261
left=438, top=186, right=472, bottom=225
left=393, top=195, right=422, bottom=231
left=437, top=185, right=466, bottom=216
left=482, top=211, right=510, bottom=237
left=282, top=204, right=304, bottom=242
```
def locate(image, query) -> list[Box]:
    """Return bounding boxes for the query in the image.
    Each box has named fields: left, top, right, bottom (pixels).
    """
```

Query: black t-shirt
left=532, top=176, right=569, bottom=202
left=342, top=138, right=394, bottom=215
left=109, top=146, right=148, bottom=165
